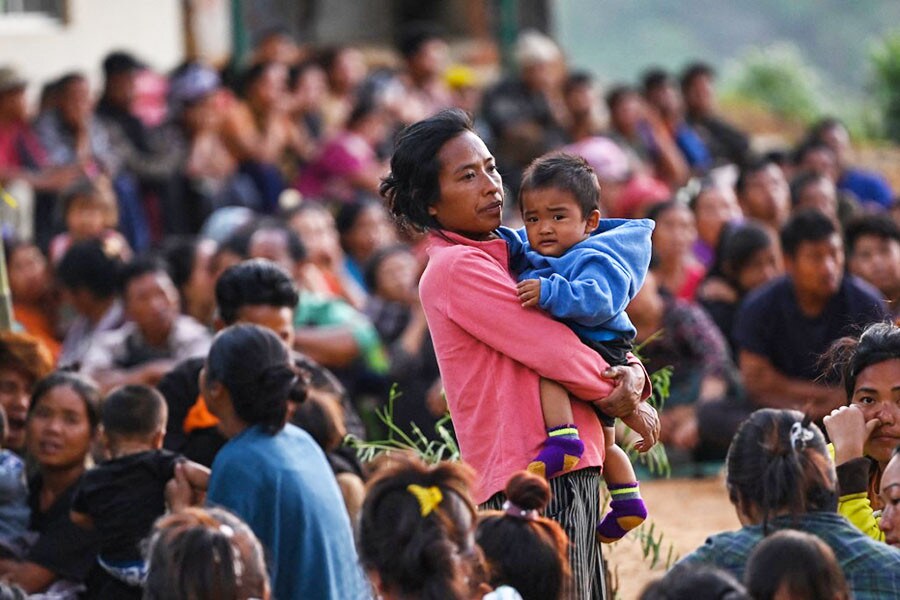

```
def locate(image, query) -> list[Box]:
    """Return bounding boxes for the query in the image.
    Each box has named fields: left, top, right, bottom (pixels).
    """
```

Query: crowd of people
left=0, top=21, right=898, bottom=600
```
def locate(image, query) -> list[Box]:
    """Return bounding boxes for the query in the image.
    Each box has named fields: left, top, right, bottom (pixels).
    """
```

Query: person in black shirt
left=71, top=385, right=208, bottom=599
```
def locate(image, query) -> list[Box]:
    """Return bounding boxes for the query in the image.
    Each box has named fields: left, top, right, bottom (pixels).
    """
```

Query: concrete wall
left=0, top=0, right=184, bottom=99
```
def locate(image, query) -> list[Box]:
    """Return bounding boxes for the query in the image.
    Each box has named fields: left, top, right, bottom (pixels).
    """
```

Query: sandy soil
left=604, top=476, right=741, bottom=600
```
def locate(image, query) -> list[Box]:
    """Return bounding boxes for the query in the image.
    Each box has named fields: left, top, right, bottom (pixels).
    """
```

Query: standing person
left=0, top=372, right=102, bottom=594
left=678, top=408, right=900, bottom=600
left=381, top=109, right=658, bottom=599
left=168, top=324, right=368, bottom=600
left=821, top=322, right=900, bottom=542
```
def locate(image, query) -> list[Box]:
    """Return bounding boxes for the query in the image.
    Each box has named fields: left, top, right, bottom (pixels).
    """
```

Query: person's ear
left=151, top=429, right=165, bottom=450
left=585, top=209, right=601, bottom=233
left=427, top=205, right=438, bottom=217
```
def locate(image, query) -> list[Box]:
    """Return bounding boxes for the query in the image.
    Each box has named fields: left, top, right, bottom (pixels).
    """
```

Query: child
left=70, top=385, right=209, bottom=597
left=49, top=177, right=132, bottom=264
left=498, top=152, right=654, bottom=542
left=0, top=404, right=35, bottom=559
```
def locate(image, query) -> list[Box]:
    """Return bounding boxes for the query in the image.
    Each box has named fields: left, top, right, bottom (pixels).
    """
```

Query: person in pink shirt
left=380, top=109, right=659, bottom=600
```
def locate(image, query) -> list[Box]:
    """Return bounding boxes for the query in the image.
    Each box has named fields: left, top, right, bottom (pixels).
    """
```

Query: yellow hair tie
left=407, top=484, right=443, bottom=517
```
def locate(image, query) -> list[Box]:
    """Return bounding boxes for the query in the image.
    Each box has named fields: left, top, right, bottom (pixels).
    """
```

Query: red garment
left=420, top=230, right=651, bottom=502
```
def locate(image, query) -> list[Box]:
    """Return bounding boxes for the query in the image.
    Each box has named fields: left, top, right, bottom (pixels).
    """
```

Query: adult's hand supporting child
left=596, top=363, right=660, bottom=452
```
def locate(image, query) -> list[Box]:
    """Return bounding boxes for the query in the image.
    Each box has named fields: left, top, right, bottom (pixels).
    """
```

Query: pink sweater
left=420, top=231, right=650, bottom=503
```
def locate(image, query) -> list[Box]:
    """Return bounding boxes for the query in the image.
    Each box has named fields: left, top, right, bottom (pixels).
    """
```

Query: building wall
left=0, top=0, right=184, bottom=98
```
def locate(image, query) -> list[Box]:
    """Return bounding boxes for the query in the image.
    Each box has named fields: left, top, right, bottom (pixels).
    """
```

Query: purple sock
left=527, top=425, right=584, bottom=479
left=597, top=482, right=647, bottom=543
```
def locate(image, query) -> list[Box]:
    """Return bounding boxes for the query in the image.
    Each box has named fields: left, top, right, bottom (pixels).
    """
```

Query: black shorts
left=581, top=337, right=633, bottom=428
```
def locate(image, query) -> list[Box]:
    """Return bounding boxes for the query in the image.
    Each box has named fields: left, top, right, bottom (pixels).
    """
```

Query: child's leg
left=597, top=425, right=648, bottom=543
left=527, top=378, right=585, bottom=479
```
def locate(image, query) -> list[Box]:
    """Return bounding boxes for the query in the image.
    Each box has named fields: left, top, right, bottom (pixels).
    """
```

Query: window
left=0, top=0, right=66, bottom=32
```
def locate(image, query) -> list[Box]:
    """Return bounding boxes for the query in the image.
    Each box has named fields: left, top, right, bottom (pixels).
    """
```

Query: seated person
left=158, top=259, right=362, bottom=467
left=678, top=408, right=900, bottom=599
left=0, top=404, right=33, bottom=559
left=629, top=270, right=746, bottom=461
left=48, top=177, right=131, bottom=265
left=80, top=258, right=212, bottom=392
left=844, top=215, right=900, bottom=319
left=735, top=158, right=790, bottom=233
left=70, top=386, right=208, bottom=598
left=734, top=210, right=889, bottom=419
left=56, top=239, right=127, bottom=370
left=5, top=241, right=60, bottom=361
left=0, top=331, right=54, bottom=454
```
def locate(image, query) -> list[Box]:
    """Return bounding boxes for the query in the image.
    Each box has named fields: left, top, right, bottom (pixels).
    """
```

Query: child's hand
left=516, top=279, right=542, bottom=308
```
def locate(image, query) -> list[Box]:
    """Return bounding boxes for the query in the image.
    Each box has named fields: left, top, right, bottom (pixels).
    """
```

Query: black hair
left=686, top=177, right=724, bottom=212
left=640, top=563, right=749, bottom=600
left=605, top=85, right=637, bottom=112
left=0, top=403, right=6, bottom=445
left=844, top=214, right=900, bottom=256
left=102, top=51, right=143, bottom=77
left=792, top=140, right=834, bottom=166
left=821, top=322, right=900, bottom=401
left=29, top=371, right=101, bottom=432
left=679, top=61, right=716, bottom=92
left=252, top=25, right=293, bottom=49
left=57, top=238, right=125, bottom=299
left=346, top=99, right=381, bottom=130
left=744, top=529, right=849, bottom=600
left=118, top=257, right=171, bottom=297
left=287, top=59, right=321, bottom=90
left=726, top=409, right=836, bottom=532
left=358, top=455, right=479, bottom=600
left=290, top=389, right=343, bottom=451
left=144, top=507, right=269, bottom=600
left=60, top=177, right=109, bottom=214
left=397, top=22, right=444, bottom=60
left=215, top=259, right=299, bottom=324
left=380, top=108, right=476, bottom=232
left=563, top=71, right=593, bottom=95
left=249, top=218, right=307, bottom=263
left=101, top=384, right=166, bottom=439
left=519, top=152, right=600, bottom=218
left=335, top=197, right=382, bottom=236
left=160, top=236, right=203, bottom=292
left=711, top=220, right=775, bottom=291
left=645, top=198, right=685, bottom=223
left=735, top=157, right=775, bottom=196
left=55, top=71, right=86, bottom=93
left=806, top=117, right=844, bottom=143
left=641, top=67, right=671, bottom=96
left=238, top=62, right=277, bottom=99
left=206, top=324, right=302, bottom=434
left=476, top=472, right=570, bottom=600
left=363, top=244, right=414, bottom=292
left=779, top=209, right=838, bottom=259
left=789, top=171, right=830, bottom=207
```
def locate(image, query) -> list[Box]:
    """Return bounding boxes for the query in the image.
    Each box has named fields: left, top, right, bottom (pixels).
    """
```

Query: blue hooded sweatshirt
left=498, top=218, right=654, bottom=343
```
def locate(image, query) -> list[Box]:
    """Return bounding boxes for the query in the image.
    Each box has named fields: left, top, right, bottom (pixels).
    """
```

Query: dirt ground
left=604, top=475, right=742, bottom=600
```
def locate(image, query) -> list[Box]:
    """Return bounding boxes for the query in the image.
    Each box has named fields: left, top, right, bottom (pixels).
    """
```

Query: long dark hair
left=358, top=455, right=479, bottom=600
left=29, top=371, right=101, bottom=433
left=726, top=409, right=836, bottom=532
left=205, top=324, right=302, bottom=434
left=380, top=109, right=475, bottom=233
left=820, top=321, right=900, bottom=401
left=476, top=471, right=570, bottom=600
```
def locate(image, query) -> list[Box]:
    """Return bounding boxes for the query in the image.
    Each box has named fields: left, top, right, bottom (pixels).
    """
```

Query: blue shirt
left=207, top=424, right=368, bottom=600
left=499, top=218, right=654, bottom=343
left=839, top=168, right=893, bottom=210
left=679, top=512, right=900, bottom=600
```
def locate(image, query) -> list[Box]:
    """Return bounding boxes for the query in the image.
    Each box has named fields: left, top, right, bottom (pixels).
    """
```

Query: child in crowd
left=477, top=471, right=571, bottom=600
left=70, top=385, right=209, bottom=598
left=49, top=177, right=132, bottom=264
left=499, top=152, right=653, bottom=542
left=0, top=405, right=34, bottom=560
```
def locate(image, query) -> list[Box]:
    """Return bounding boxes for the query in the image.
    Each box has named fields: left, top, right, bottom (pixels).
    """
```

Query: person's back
left=207, top=423, right=366, bottom=600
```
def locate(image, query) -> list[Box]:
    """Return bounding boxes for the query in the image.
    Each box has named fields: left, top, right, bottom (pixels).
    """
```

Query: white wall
left=0, top=0, right=184, bottom=100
